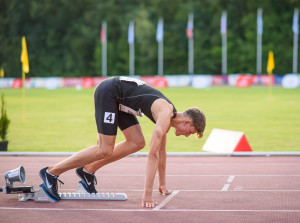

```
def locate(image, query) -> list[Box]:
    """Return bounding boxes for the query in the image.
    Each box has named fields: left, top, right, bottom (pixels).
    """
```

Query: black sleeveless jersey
left=113, top=77, right=177, bottom=123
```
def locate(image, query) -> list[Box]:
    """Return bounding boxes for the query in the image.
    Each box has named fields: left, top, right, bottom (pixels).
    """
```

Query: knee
left=133, top=137, right=146, bottom=151
left=95, top=144, right=114, bottom=159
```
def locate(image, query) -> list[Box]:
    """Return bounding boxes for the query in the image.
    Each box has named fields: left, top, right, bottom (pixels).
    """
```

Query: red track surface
left=1, top=155, right=300, bottom=223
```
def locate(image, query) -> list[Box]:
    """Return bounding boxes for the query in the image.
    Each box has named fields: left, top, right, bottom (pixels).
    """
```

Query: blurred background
left=1, top=0, right=300, bottom=77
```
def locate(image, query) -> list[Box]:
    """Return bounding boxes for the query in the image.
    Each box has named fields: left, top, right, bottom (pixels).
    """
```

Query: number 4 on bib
left=104, top=112, right=115, bottom=124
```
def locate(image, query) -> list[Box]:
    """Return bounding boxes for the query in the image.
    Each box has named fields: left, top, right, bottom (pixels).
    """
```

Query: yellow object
left=20, top=36, right=29, bottom=122
left=266, top=51, right=274, bottom=100
left=21, top=36, right=29, bottom=73
left=267, top=51, right=275, bottom=74
left=0, top=68, right=4, bottom=78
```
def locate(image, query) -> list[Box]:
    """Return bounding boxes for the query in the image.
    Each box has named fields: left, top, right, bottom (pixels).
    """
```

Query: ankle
left=83, top=167, right=95, bottom=175
left=47, top=167, right=59, bottom=177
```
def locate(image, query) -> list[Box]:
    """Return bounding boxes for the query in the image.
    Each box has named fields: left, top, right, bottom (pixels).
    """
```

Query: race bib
left=104, top=112, right=115, bottom=124
left=119, top=76, right=145, bottom=86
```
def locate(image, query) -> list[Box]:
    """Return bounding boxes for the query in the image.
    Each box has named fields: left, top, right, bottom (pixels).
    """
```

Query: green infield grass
left=1, top=86, right=300, bottom=152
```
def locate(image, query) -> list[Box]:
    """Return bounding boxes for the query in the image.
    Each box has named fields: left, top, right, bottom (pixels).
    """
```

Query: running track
left=1, top=155, right=300, bottom=223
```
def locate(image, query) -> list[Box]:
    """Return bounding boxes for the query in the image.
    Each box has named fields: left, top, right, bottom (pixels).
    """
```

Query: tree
left=0, top=0, right=299, bottom=77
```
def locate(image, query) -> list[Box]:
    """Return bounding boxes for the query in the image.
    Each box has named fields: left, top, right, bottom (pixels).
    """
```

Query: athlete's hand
left=159, top=185, right=171, bottom=195
left=142, top=192, right=157, bottom=208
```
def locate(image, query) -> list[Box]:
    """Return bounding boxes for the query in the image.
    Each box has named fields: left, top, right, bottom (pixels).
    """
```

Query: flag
left=293, top=8, right=299, bottom=34
left=186, top=14, right=193, bottom=39
left=128, top=21, right=134, bottom=44
left=156, top=18, right=164, bottom=42
left=100, top=23, right=106, bottom=44
left=0, top=68, right=4, bottom=78
left=267, top=51, right=275, bottom=74
left=257, top=8, right=263, bottom=35
left=21, top=36, right=29, bottom=73
left=220, top=11, right=227, bottom=35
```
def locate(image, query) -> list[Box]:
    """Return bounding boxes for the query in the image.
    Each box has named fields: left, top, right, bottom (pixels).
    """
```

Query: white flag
left=220, top=11, right=227, bottom=35
left=257, top=8, right=263, bottom=35
left=156, top=18, right=164, bottom=42
left=293, top=8, right=299, bottom=34
left=128, top=21, right=134, bottom=44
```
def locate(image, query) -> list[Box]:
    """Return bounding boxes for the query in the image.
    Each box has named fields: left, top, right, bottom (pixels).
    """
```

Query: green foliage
left=0, top=0, right=300, bottom=77
left=0, top=94, right=10, bottom=142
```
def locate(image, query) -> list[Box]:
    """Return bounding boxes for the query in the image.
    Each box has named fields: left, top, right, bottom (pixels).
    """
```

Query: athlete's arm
left=142, top=100, right=173, bottom=208
left=157, top=133, right=171, bottom=195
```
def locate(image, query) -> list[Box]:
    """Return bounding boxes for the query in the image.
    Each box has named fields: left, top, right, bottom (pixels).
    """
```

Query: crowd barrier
left=0, top=74, right=299, bottom=89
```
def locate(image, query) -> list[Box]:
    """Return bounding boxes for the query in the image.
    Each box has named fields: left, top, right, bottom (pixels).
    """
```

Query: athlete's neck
left=170, top=112, right=184, bottom=127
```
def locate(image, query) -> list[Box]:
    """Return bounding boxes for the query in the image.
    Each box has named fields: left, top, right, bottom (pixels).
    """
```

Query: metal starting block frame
left=1, top=166, right=127, bottom=202
left=5, top=182, right=127, bottom=203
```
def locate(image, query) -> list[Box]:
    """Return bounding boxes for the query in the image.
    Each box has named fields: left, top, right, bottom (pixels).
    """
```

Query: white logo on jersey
left=104, top=112, right=115, bottom=124
left=119, top=76, right=145, bottom=86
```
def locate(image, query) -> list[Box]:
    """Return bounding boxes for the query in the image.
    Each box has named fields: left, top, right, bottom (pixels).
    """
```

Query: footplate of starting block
left=18, top=182, right=127, bottom=202
left=59, top=191, right=127, bottom=201
left=59, top=182, right=127, bottom=201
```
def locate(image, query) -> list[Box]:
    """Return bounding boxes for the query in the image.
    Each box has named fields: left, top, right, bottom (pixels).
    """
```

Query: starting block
left=17, top=182, right=127, bottom=202
left=1, top=166, right=127, bottom=203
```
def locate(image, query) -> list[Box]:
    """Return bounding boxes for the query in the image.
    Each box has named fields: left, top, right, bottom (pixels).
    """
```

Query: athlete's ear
left=184, top=119, right=191, bottom=125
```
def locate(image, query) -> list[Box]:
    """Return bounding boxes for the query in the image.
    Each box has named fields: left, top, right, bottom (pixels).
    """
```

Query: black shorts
left=94, top=78, right=139, bottom=135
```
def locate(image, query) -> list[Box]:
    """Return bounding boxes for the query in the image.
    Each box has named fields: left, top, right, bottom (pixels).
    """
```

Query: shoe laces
left=92, top=174, right=97, bottom=185
left=54, top=178, right=64, bottom=192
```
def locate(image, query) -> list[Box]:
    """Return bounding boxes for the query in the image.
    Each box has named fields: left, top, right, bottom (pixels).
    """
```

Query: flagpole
left=188, top=13, right=194, bottom=75
left=22, top=70, right=26, bottom=121
left=188, top=35, right=194, bottom=75
left=257, top=8, right=263, bottom=83
left=128, top=20, right=135, bottom=76
left=293, top=31, right=298, bottom=74
left=293, top=8, right=299, bottom=74
left=257, top=33, right=262, bottom=74
left=101, top=21, right=107, bottom=77
left=21, top=36, right=29, bottom=122
left=129, top=41, right=134, bottom=76
left=157, top=18, right=164, bottom=76
left=221, top=11, right=227, bottom=84
left=222, top=33, right=227, bottom=79
left=158, top=40, right=163, bottom=76
left=267, top=51, right=275, bottom=100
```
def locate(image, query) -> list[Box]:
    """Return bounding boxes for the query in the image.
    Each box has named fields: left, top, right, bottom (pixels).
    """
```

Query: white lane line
left=152, top=190, right=180, bottom=211
left=1, top=163, right=300, bottom=166
left=5, top=174, right=300, bottom=177
left=0, top=207, right=299, bottom=213
left=167, top=163, right=300, bottom=166
left=176, top=189, right=300, bottom=192
left=221, top=175, right=235, bottom=191
left=97, top=174, right=300, bottom=177
left=56, top=189, right=300, bottom=192
left=158, top=210, right=300, bottom=212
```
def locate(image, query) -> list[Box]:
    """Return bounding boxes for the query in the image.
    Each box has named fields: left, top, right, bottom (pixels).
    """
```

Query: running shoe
left=76, top=167, right=98, bottom=194
left=39, top=167, right=64, bottom=201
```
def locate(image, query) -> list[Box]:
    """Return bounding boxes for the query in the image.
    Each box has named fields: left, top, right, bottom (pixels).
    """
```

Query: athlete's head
left=183, top=107, right=206, bottom=138
left=173, top=107, right=206, bottom=138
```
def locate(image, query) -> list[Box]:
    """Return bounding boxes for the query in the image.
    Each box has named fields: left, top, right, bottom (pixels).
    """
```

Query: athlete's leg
left=83, top=124, right=145, bottom=173
left=48, top=134, right=116, bottom=176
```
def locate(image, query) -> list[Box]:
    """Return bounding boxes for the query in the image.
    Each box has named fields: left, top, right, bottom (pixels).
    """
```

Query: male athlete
left=39, top=76, right=206, bottom=208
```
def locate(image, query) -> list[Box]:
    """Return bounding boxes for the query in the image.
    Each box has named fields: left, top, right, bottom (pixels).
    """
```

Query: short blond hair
left=183, top=107, right=206, bottom=138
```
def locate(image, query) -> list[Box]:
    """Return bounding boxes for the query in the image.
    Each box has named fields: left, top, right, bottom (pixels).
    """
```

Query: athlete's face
left=174, top=121, right=196, bottom=137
